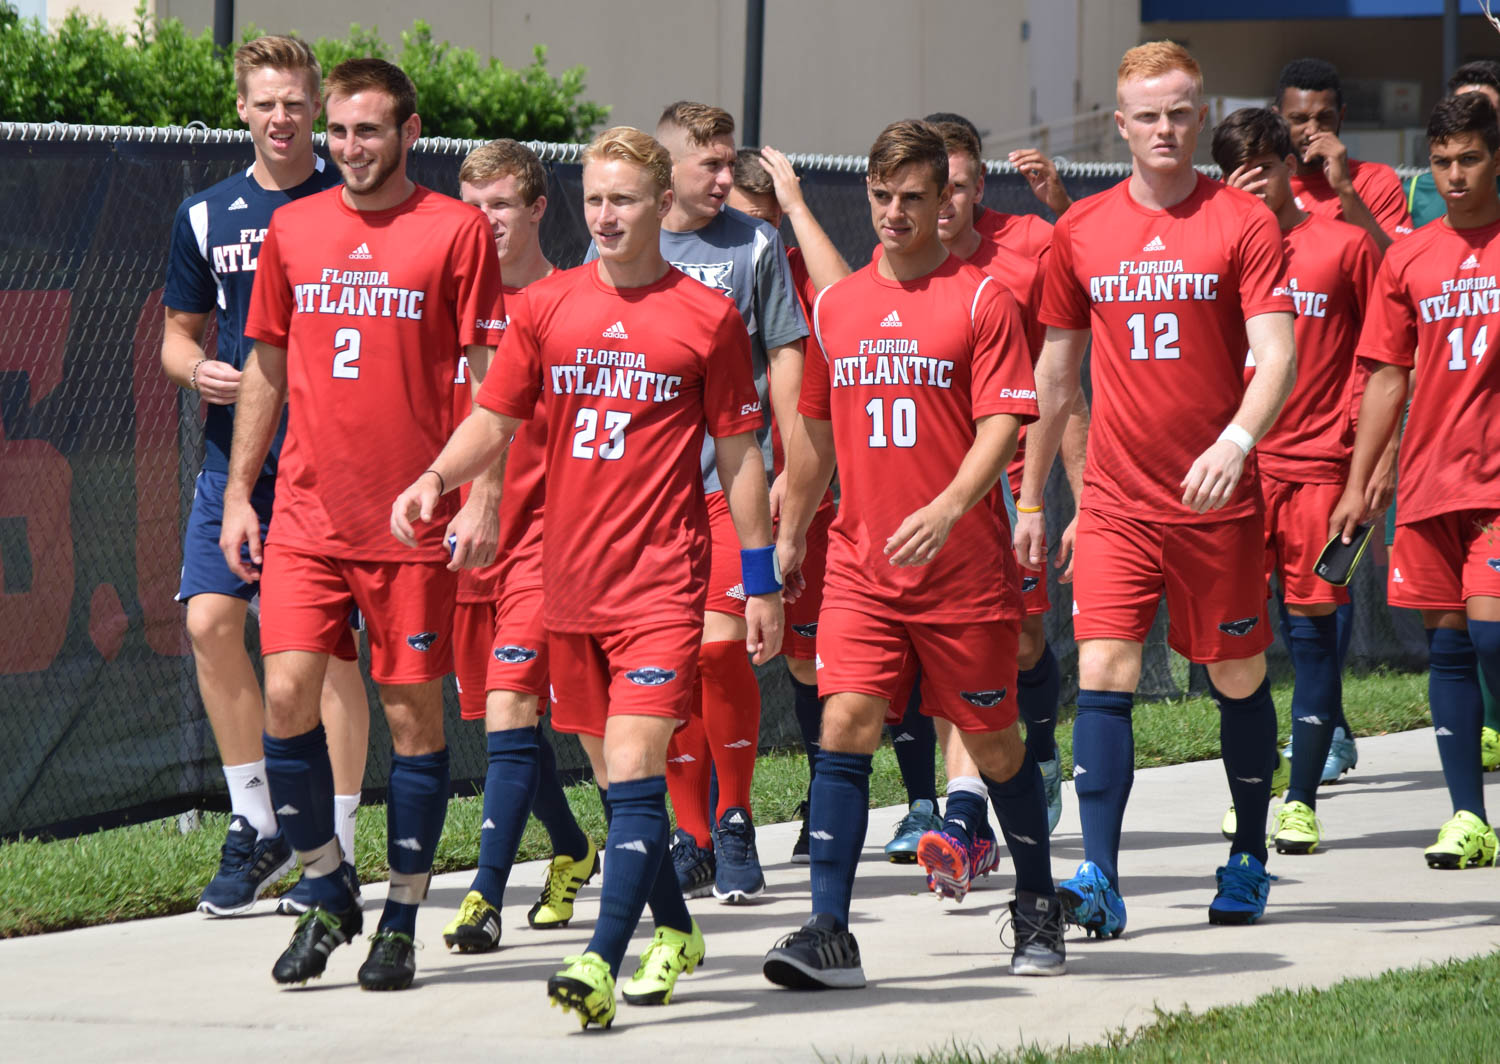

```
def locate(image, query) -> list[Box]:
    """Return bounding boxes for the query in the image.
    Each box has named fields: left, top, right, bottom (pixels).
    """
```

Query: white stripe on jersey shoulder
left=811, top=285, right=831, bottom=357
left=188, top=200, right=210, bottom=261
left=751, top=224, right=771, bottom=264
left=970, top=274, right=996, bottom=326
left=314, top=156, right=326, bottom=172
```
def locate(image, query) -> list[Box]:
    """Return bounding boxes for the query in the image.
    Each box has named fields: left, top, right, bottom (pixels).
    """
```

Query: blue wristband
left=740, top=545, right=782, bottom=596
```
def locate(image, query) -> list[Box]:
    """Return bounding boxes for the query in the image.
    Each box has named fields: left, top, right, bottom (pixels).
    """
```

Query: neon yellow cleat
left=1424, top=811, right=1499, bottom=870
left=443, top=890, right=500, bottom=953
left=622, top=920, right=706, bottom=1006
left=547, top=951, right=616, bottom=1030
left=1271, top=800, right=1323, bottom=855
left=1481, top=726, right=1500, bottom=773
left=529, top=839, right=600, bottom=929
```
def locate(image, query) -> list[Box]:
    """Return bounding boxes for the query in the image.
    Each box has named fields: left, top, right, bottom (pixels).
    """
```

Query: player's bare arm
left=1302, top=131, right=1393, bottom=252
left=1008, top=148, right=1074, bottom=215
left=391, top=406, right=520, bottom=548
left=1180, top=310, right=1295, bottom=513
left=218, top=340, right=288, bottom=581
left=766, top=339, right=805, bottom=519
left=1054, top=391, right=1091, bottom=582
left=1015, top=326, right=1087, bottom=570
left=760, top=145, right=851, bottom=292
left=887, top=411, right=1022, bottom=568
left=162, top=308, right=243, bottom=406
left=714, top=428, right=785, bottom=664
left=1363, top=373, right=1408, bottom=514
left=1330, top=361, right=1407, bottom=543
left=442, top=342, right=503, bottom=571
left=776, top=411, right=837, bottom=586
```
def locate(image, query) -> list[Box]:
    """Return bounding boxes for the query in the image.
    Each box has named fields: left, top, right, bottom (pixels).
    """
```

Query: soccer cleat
left=277, top=862, right=361, bottom=916
left=884, top=799, right=942, bottom=863
left=916, top=829, right=974, bottom=902
left=1320, top=727, right=1359, bottom=784
left=1221, top=749, right=1291, bottom=841
left=1209, top=852, right=1274, bottom=925
left=1423, top=811, right=1499, bottom=870
left=1003, top=891, right=1067, bottom=977
left=1057, top=860, right=1127, bottom=939
left=271, top=898, right=363, bottom=985
left=621, top=920, right=706, bottom=1006
left=547, top=951, right=617, bottom=1029
left=713, top=807, right=765, bottom=903
left=528, top=839, right=599, bottom=929
left=197, top=816, right=296, bottom=917
left=1039, top=757, right=1064, bottom=835
left=1481, top=726, right=1500, bottom=772
left=1220, top=805, right=1237, bottom=843
left=358, top=928, right=417, bottom=991
left=1270, top=800, right=1322, bottom=855
left=671, top=828, right=716, bottom=899
left=763, top=913, right=866, bottom=989
left=443, top=890, right=501, bottom=952
left=969, top=831, right=1002, bottom=881
left=791, top=801, right=811, bottom=864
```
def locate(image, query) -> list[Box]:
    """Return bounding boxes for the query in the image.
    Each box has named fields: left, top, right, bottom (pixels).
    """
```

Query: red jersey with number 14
left=800, top=255, right=1038, bottom=622
left=477, top=264, right=761, bottom=632
left=246, top=185, right=506, bottom=561
left=1356, top=218, right=1500, bottom=524
left=1040, top=174, right=1292, bottom=522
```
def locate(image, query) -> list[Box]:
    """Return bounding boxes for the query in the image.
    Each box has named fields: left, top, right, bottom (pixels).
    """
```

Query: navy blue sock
left=1332, top=598, right=1355, bottom=731
left=643, top=832, right=694, bottom=935
left=889, top=684, right=938, bottom=807
left=1072, top=690, right=1134, bottom=891
left=470, top=728, right=539, bottom=906
left=1284, top=613, right=1341, bottom=807
left=789, top=674, right=822, bottom=787
left=531, top=726, right=589, bottom=860
left=985, top=754, right=1054, bottom=897
left=1018, top=644, right=1061, bottom=764
left=587, top=776, right=671, bottom=977
left=381, top=749, right=450, bottom=936
left=809, top=751, right=872, bottom=929
left=597, top=783, right=613, bottom=829
left=1469, top=620, right=1500, bottom=710
left=1428, top=627, right=1487, bottom=821
left=262, top=726, right=348, bottom=907
left=1212, top=678, right=1276, bottom=865
left=942, top=789, right=987, bottom=850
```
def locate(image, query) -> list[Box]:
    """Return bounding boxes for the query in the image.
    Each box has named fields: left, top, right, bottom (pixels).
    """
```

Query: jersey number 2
left=1126, top=312, right=1180, bottom=360
left=332, top=328, right=361, bottom=379
left=572, top=408, right=630, bottom=460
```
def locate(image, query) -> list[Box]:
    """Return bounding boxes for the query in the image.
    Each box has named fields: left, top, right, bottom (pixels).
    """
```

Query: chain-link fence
left=0, top=124, right=1427, bottom=839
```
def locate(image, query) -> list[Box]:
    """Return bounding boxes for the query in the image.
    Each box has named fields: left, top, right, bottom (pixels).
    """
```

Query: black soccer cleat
left=272, top=900, right=363, bottom=985
left=358, top=929, right=418, bottom=991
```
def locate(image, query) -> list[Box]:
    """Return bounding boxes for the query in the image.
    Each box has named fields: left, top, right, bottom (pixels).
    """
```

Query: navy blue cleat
left=1208, top=852, right=1274, bottom=925
left=1057, top=860, right=1127, bottom=939
left=197, top=816, right=296, bottom=917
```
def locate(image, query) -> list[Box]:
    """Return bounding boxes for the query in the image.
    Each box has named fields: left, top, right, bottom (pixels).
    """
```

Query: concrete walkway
left=3, top=728, right=1498, bottom=1063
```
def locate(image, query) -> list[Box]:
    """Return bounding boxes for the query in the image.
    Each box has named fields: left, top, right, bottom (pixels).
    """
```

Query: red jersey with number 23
left=246, top=185, right=506, bottom=561
left=1356, top=218, right=1500, bottom=524
left=477, top=264, right=761, bottom=632
left=800, top=255, right=1038, bottom=622
left=1040, top=174, right=1292, bottom=522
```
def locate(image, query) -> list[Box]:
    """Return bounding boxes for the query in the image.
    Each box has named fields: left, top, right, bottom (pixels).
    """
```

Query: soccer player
left=923, top=111, right=1062, bottom=259
left=763, top=119, right=1065, bottom=989
left=438, top=139, right=600, bottom=953
left=221, top=58, right=506, bottom=991
left=392, top=126, right=782, bottom=1028
left=161, top=34, right=369, bottom=919
left=1017, top=41, right=1297, bottom=933
left=1330, top=92, right=1500, bottom=871
left=1273, top=58, right=1411, bottom=250
left=1211, top=107, right=1380, bottom=856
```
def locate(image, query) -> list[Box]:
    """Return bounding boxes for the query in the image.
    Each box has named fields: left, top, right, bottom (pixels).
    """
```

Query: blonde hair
left=1117, top=40, right=1203, bottom=95
left=233, top=35, right=321, bottom=97
left=867, top=120, right=948, bottom=188
left=581, top=126, right=673, bottom=194
left=459, top=139, right=547, bottom=204
left=656, top=100, right=736, bottom=147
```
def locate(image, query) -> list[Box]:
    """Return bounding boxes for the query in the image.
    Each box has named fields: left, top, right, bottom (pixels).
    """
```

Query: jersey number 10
left=866, top=396, right=916, bottom=448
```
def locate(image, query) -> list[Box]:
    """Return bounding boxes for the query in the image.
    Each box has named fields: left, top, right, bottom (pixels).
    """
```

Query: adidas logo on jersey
left=348, top=242, right=373, bottom=260
left=1392, top=567, right=1405, bottom=583
left=602, top=320, right=629, bottom=339
left=227, top=196, right=248, bottom=211
left=1461, top=253, right=1481, bottom=269
left=880, top=309, right=903, bottom=327
left=1142, top=234, right=1166, bottom=253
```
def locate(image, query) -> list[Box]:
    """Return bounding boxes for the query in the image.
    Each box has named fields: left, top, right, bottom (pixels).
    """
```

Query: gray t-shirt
left=588, top=205, right=809, bottom=491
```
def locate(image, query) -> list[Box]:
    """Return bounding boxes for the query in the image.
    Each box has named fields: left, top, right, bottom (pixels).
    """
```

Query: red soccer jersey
left=477, top=264, right=762, bottom=632
left=976, top=206, right=1053, bottom=261
left=786, top=246, right=820, bottom=313
left=799, top=255, right=1038, bottom=622
left=247, top=185, right=505, bottom=561
left=963, top=239, right=1045, bottom=488
left=1356, top=217, right=1500, bottom=524
left=1247, top=215, right=1380, bottom=483
left=1040, top=174, right=1293, bottom=522
left=1290, top=159, right=1412, bottom=238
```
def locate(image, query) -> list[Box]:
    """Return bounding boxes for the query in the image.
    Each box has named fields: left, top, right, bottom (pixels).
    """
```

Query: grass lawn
left=0, top=666, right=1429, bottom=938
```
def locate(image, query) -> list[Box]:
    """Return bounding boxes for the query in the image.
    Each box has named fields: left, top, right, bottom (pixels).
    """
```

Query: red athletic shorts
left=453, top=599, right=497, bottom=721
left=1388, top=509, right=1500, bottom=611
left=1260, top=473, right=1348, bottom=607
left=783, top=498, right=834, bottom=660
left=1072, top=508, right=1272, bottom=664
left=260, top=544, right=456, bottom=684
left=548, top=623, right=702, bottom=738
left=816, top=606, right=1020, bottom=733
left=455, top=587, right=550, bottom=721
left=705, top=490, right=748, bottom=618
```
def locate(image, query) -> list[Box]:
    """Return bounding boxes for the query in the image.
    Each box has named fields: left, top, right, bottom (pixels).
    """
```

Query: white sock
left=223, top=760, right=277, bottom=839
left=334, top=793, right=360, bottom=869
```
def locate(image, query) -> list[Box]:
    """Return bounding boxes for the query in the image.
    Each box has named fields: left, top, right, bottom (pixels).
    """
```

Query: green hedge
left=0, top=2, right=608, bottom=141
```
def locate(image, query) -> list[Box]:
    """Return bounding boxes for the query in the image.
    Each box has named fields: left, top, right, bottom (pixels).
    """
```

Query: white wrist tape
left=1217, top=423, right=1254, bottom=456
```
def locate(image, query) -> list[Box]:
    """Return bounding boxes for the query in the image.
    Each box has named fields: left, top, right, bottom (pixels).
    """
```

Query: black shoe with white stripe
left=763, top=912, right=865, bottom=989
left=271, top=867, right=363, bottom=985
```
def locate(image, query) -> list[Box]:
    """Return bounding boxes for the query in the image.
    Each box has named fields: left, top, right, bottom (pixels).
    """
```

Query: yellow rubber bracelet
left=1016, top=503, right=1044, bottom=514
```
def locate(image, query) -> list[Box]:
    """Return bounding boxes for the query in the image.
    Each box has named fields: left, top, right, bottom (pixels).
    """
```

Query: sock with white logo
left=1017, top=644, right=1061, bottom=765
left=1072, top=690, right=1135, bottom=890
left=888, top=678, right=938, bottom=807
left=984, top=753, right=1054, bottom=897
left=587, top=775, right=671, bottom=977
left=470, top=728, right=539, bottom=907
left=380, top=749, right=450, bottom=936
left=1427, top=627, right=1487, bottom=821
left=334, top=793, right=359, bottom=870
left=942, top=777, right=988, bottom=850
left=789, top=674, right=823, bottom=786
left=632, top=791, right=694, bottom=936
left=1284, top=613, right=1340, bottom=807
left=1211, top=677, right=1276, bottom=866
left=223, top=759, right=277, bottom=840
left=531, top=725, right=591, bottom=860
left=262, top=726, right=347, bottom=908
left=664, top=712, right=714, bottom=847
left=809, top=750, right=873, bottom=929
left=700, top=640, right=762, bottom=820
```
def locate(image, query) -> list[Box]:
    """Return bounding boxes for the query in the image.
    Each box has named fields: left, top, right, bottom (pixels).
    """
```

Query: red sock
left=664, top=687, right=713, bottom=846
left=699, top=639, right=761, bottom=820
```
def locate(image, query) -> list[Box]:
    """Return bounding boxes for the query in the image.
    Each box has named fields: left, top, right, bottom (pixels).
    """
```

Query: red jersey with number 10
left=477, top=264, right=761, bottom=632
left=1356, top=218, right=1500, bottom=524
left=1040, top=174, right=1293, bottom=522
left=246, top=185, right=506, bottom=561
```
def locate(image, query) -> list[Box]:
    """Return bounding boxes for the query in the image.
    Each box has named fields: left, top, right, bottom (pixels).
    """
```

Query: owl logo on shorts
left=1218, top=617, right=1260, bottom=637
left=961, top=689, right=1009, bottom=707
left=792, top=623, right=819, bottom=638
left=1487, top=559, right=1500, bottom=573
left=406, top=631, right=438, bottom=651
left=626, top=666, right=677, bottom=686
left=1020, top=576, right=1040, bottom=593
left=493, top=645, right=539, bottom=664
